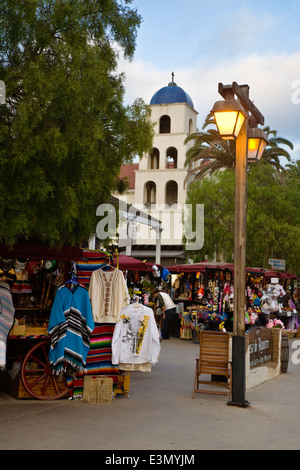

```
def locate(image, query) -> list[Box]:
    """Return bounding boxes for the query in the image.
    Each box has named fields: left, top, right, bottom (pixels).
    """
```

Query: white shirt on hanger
left=112, top=304, right=161, bottom=369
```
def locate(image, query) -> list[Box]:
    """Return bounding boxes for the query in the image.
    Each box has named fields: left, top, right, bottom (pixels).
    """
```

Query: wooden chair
left=193, top=330, right=232, bottom=398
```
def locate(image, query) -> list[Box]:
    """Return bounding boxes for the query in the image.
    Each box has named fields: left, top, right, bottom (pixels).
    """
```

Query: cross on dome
left=150, top=73, right=194, bottom=108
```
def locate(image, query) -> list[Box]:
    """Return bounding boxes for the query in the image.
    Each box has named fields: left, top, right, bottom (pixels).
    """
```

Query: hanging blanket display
left=66, top=324, right=118, bottom=399
left=75, top=249, right=110, bottom=288
left=112, top=304, right=161, bottom=372
left=0, top=282, right=15, bottom=370
left=67, top=254, right=130, bottom=399
left=47, top=283, right=95, bottom=374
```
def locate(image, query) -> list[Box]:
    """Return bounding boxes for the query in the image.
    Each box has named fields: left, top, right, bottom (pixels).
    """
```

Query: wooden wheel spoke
left=24, top=368, right=46, bottom=375
left=27, top=352, right=47, bottom=369
left=28, top=372, right=48, bottom=389
left=41, top=342, right=51, bottom=363
left=51, top=375, right=60, bottom=395
left=21, top=340, right=70, bottom=400
left=41, top=374, right=51, bottom=396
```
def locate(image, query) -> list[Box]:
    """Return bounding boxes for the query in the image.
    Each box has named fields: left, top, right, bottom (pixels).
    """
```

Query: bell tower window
left=165, top=180, right=178, bottom=206
left=144, top=181, right=156, bottom=207
left=166, top=147, right=177, bottom=169
left=159, top=115, right=171, bottom=134
left=149, top=148, right=159, bottom=169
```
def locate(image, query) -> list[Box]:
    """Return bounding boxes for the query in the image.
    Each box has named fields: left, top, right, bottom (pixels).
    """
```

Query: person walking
left=153, top=289, right=176, bottom=339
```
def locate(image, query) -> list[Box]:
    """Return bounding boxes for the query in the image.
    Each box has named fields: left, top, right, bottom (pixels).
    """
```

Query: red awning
left=168, top=262, right=234, bottom=273
left=168, top=263, right=297, bottom=280
left=246, top=267, right=297, bottom=279
left=112, top=254, right=157, bottom=271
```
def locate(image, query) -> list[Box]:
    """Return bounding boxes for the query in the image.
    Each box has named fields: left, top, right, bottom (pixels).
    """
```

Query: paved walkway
left=1, top=337, right=300, bottom=451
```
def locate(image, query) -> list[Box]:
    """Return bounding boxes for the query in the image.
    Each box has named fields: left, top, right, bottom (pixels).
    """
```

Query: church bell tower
left=132, top=74, right=198, bottom=265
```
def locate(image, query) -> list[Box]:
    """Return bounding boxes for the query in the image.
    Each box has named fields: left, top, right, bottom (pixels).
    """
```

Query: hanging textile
left=112, top=304, right=161, bottom=371
left=66, top=324, right=118, bottom=399
left=0, top=282, right=15, bottom=369
left=76, top=250, right=110, bottom=288
left=48, top=283, right=94, bottom=374
left=89, top=268, right=129, bottom=323
left=11, top=269, right=32, bottom=295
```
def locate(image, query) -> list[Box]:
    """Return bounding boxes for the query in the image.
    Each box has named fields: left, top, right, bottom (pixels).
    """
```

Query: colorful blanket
left=66, top=324, right=118, bottom=399
left=76, top=249, right=110, bottom=287
left=48, top=284, right=94, bottom=374
left=0, top=282, right=15, bottom=369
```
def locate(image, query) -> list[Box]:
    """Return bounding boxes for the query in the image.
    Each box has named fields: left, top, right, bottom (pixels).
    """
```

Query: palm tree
left=261, top=126, right=293, bottom=171
left=285, top=159, right=300, bottom=181
left=184, top=113, right=294, bottom=186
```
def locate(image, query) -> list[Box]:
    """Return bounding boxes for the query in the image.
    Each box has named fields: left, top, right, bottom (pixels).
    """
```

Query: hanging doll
left=197, top=284, right=204, bottom=299
left=223, top=283, right=232, bottom=302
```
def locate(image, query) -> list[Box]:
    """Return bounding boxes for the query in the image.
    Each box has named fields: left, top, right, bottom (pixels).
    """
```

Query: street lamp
left=247, top=118, right=268, bottom=162
left=211, top=82, right=265, bottom=408
left=211, top=99, right=246, bottom=140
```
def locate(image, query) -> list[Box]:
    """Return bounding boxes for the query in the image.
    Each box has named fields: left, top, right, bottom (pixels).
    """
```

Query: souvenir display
left=0, top=249, right=298, bottom=402
left=168, top=263, right=299, bottom=339
left=0, top=281, right=15, bottom=369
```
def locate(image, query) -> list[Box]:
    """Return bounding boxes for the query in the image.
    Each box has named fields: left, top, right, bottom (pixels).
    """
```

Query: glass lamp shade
left=211, top=100, right=246, bottom=140
left=247, top=128, right=268, bottom=162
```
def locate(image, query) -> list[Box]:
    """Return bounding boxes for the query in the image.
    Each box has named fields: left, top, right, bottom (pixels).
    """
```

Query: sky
left=117, top=0, right=300, bottom=164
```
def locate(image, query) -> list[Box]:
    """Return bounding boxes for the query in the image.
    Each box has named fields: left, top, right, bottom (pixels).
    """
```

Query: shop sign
left=247, top=327, right=273, bottom=368
left=268, top=258, right=285, bottom=270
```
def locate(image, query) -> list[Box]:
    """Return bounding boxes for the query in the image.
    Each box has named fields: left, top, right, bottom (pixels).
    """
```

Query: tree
left=184, top=113, right=293, bottom=185
left=185, top=169, right=235, bottom=262
left=261, top=126, right=294, bottom=172
left=286, top=159, right=300, bottom=182
left=185, top=164, right=300, bottom=276
left=0, top=0, right=153, bottom=247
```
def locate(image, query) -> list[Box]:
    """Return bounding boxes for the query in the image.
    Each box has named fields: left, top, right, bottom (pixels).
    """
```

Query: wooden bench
left=193, top=330, right=232, bottom=398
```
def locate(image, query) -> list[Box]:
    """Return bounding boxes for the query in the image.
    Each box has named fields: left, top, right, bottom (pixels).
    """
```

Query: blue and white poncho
left=48, top=284, right=94, bottom=374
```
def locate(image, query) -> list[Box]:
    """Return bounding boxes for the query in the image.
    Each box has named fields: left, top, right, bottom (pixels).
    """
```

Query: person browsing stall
left=153, top=289, right=176, bottom=340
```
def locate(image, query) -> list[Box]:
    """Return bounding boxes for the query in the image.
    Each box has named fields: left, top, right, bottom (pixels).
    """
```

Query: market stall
left=112, top=253, right=166, bottom=309
left=59, top=251, right=162, bottom=400
left=0, top=244, right=86, bottom=399
left=168, top=262, right=299, bottom=341
left=0, top=248, right=162, bottom=400
left=245, top=267, right=299, bottom=336
left=169, top=262, right=234, bottom=340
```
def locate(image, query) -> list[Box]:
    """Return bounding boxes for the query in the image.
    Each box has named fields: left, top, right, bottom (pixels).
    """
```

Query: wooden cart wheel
left=21, top=340, right=70, bottom=400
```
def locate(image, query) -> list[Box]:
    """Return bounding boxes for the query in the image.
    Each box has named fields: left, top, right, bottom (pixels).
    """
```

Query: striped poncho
left=0, top=282, right=15, bottom=369
left=48, top=284, right=94, bottom=375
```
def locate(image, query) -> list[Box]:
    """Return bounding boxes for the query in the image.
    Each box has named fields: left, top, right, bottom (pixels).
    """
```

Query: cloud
left=118, top=50, right=300, bottom=162
left=205, top=7, right=282, bottom=61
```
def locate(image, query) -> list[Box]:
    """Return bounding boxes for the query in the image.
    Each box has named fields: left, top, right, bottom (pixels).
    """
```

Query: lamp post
left=211, top=82, right=267, bottom=407
left=247, top=116, right=268, bottom=162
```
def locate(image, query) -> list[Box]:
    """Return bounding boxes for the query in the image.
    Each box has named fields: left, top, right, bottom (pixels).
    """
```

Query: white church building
left=115, top=75, right=199, bottom=266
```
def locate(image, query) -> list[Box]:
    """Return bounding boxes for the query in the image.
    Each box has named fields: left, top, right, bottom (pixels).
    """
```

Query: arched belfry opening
left=165, top=180, right=178, bottom=206
left=166, top=147, right=177, bottom=169
left=144, top=181, right=156, bottom=207
left=159, top=115, right=171, bottom=134
left=149, top=148, right=159, bottom=169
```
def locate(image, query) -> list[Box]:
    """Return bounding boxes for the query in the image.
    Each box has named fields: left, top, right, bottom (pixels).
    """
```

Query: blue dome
left=150, top=81, right=194, bottom=108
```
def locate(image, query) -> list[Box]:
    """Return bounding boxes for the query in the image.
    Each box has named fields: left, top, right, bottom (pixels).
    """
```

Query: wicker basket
left=283, top=330, right=296, bottom=339
left=83, top=376, right=113, bottom=404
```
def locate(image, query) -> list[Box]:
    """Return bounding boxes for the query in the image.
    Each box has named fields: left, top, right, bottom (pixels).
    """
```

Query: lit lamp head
left=247, top=127, right=268, bottom=162
left=211, top=99, right=246, bottom=140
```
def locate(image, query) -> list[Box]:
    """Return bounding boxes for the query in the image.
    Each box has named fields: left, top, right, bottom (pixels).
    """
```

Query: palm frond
left=184, top=118, right=294, bottom=182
